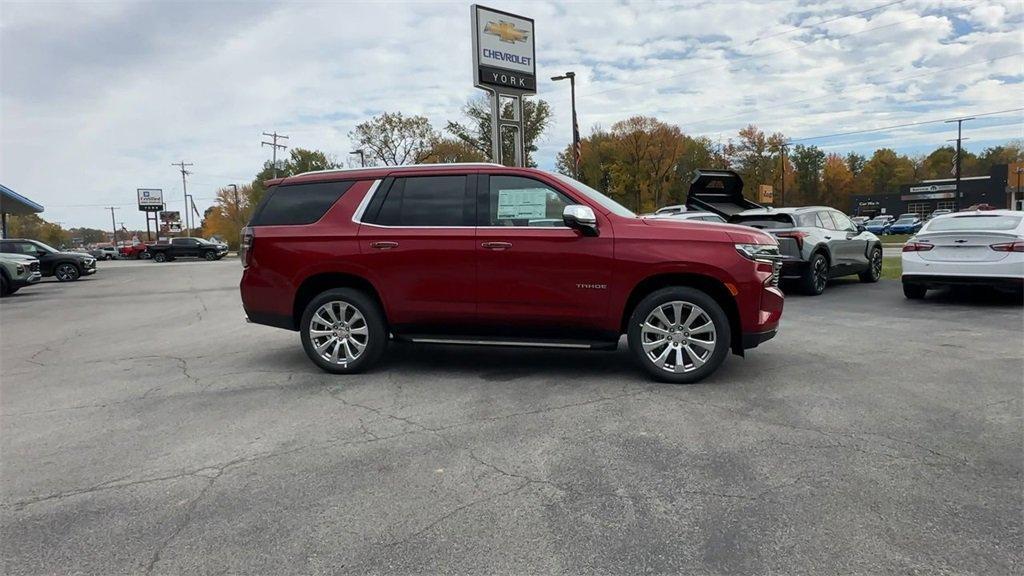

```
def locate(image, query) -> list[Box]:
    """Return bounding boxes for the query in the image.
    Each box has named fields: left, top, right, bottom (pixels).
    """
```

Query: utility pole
left=551, top=72, right=580, bottom=178
left=945, top=117, right=974, bottom=211
left=105, top=207, right=120, bottom=247
left=779, top=142, right=789, bottom=207
left=262, top=131, right=289, bottom=178
left=171, top=161, right=193, bottom=236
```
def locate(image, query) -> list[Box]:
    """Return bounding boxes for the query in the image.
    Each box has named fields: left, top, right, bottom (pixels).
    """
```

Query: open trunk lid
left=684, top=169, right=762, bottom=218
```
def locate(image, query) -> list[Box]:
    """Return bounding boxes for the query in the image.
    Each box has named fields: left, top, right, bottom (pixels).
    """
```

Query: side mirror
left=563, top=205, right=599, bottom=237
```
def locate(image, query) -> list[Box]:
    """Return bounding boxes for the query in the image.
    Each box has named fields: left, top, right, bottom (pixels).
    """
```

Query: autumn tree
left=724, top=125, right=787, bottom=193
left=419, top=137, right=488, bottom=164
left=8, top=214, right=68, bottom=247
left=349, top=112, right=437, bottom=166
left=790, top=144, right=826, bottom=205
left=446, top=95, right=552, bottom=167
left=858, top=148, right=916, bottom=195
left=821, top=153, right=854, bottom=210
left=201, top=184, right=254, bottom=249
left=604, top=116, right=689, bottom=212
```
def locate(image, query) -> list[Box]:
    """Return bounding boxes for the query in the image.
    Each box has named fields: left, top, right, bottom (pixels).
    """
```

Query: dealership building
left=851, top=163, right=1023, bottom=217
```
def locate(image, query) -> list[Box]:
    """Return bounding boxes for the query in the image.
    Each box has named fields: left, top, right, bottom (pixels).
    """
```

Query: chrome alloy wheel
left=870, top=249, right=882, bottom=279
left=55, top=263, right=79, bottom=281
left=308, top=300, right=369, bottom=366
left=640, top=300, right=717, bottom=373
left=813, top=257, right=829, bottom=292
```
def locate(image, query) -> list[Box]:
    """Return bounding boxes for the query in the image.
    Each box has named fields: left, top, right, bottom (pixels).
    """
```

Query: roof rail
left=295, top=162, right=506, bottom=177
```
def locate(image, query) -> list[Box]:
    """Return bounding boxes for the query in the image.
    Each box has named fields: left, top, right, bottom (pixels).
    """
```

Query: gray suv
left=685, top=170, right=883, bottom=295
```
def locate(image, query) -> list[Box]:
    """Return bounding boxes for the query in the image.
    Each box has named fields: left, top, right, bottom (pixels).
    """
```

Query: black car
left=148, top=237, right=229, bottom=262
left=685, top=170, right=883, bottom=295
left=0, top=238, right=98, bottom=282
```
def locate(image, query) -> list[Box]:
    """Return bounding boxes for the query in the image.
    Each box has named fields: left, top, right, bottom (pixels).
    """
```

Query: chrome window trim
left=351, top=179, right=382, bottom=224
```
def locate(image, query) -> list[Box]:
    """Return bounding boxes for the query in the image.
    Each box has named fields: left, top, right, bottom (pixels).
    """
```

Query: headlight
left=16, top=264, right=25, bottom=274
left=735, top=243, right=780, bottom=262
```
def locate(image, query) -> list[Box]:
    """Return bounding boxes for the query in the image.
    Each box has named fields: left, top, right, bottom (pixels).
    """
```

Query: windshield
left=550, top=172, right=636, bottom=218
left=896, top=217, right=916, bottom=223
left=868, top=218, right=888, bottom=224
left=32, top=241, right=58, bottom=253
left=927, top=214, right=1022, bottom=232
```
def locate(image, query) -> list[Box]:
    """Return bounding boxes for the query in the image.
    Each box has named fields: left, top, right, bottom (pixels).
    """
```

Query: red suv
left=240, top=164, right=783, bottom=383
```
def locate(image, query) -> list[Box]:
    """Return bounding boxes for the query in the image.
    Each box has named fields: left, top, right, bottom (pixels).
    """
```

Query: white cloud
left=1, top=0, right=1021, bottom=228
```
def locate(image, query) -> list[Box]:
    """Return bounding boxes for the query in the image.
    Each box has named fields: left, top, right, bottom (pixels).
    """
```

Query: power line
left=688, top=52, right=1022, bottom=132
left=171, top=161, right=193, bottom=237
left=747, top=0, right=908, bottom=45
left=788, top=108, right=1023, bottom=143
left=586, top=0, right=978, bottom=99
left=261, top=131, right=289, bottom=178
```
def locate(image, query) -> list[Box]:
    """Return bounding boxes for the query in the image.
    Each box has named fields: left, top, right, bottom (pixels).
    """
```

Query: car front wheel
left=204, top=251, right=217, bottom=261
left=627, top=287, right=731, bottom=384
left=54, top=263, right=81, bottom=282
left=300, top=288, right=387, bottom=374
left=153, top=252, right=167, bottom=263
left=859, top=247, right=883, bottom=283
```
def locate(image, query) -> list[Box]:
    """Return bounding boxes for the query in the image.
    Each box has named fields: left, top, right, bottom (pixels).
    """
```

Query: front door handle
left=481, top=241, right=512, bottom=250
left=370, top=241, right=399, bottom=250
left=824, top=236, right=832, bottom=240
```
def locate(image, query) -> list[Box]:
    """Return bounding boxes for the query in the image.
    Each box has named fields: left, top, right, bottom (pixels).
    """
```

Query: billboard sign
left=137, top=188, right=164, bottom=212
left=159, top=211, right=180, bottom=223
left=758, top=184, right=774, bottom=204
left=472, top=5, right=536, bottom=93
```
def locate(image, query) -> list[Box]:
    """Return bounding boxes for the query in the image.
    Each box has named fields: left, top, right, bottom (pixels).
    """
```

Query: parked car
left=888, top=214, right=924, bottom=235
left=240, top=164, right=785, bottom=384
left=89, top=245, right=119, bottom=260
left=649, top=210, right=727, bottom=223
left=927, top=209, right=952, bottom=220
left=865, top=216, right=894, bottom=235
left=0, top=254, right=42, bottom=296
left=0, top=239, right=97, bottom=281
left=119, top=243, right=151, bottom=259
left=851, top=216, right=870, bottom=226
left=902, top=210, right=1024, bottom=299
left=148, top=237, right=229, bottom=262
left=682, top=171, right=883, bottom=295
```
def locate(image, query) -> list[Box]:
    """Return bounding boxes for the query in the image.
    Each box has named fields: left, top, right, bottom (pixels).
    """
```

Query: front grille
left=29, top=261, right=39, bottom=272
left=767, top=260, right=781, bottom=287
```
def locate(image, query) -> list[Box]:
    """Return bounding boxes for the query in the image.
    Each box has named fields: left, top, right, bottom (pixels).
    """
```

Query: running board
left=401, top=335, right=617, bottom=351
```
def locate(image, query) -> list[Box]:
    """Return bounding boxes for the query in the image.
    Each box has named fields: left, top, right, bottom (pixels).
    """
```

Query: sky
left=1, top=0, right=1022, bottom=230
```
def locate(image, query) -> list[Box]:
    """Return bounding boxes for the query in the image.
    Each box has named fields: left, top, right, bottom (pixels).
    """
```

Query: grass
left=879, top=233, right=913, bottom=245
left=880, top=254, right=902, bottom=280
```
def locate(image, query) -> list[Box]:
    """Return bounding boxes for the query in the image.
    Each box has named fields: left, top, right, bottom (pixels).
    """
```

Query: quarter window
left=250, top=181, right=354, bottom=226
left=486, top=175, right=574, bottom=227
left=373, top=176, right=470, bottom=227
left=816, top=212, right=836, bottom=230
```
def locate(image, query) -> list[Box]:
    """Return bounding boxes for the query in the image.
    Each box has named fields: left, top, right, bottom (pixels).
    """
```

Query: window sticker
left=497, top=188, right=549, bottom=219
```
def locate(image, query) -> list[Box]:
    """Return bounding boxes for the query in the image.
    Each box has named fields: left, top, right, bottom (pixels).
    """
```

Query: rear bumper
left=777, top=256, right=808, bottom=278
left=246, top=311, right=296, bottom=330
left=903, top=275, right=1024, bottom=289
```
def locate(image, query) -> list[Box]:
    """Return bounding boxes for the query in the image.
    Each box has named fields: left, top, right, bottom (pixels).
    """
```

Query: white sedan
left=902, top=209, right=1024, bottom=299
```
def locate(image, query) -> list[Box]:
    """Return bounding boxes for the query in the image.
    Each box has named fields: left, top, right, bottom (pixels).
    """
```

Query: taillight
left=902, top=242, right=933, bottom=252
left=241, top=226, right=254, bottom=267
left=775, top=231, right=808, bottom=251
left=990, top=241, right=1024, bottom=252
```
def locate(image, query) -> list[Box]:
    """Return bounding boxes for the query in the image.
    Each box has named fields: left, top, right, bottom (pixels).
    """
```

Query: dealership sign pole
left=137, top=188, right=164, bottom=242
left=471, top=5, right=536, bottom=167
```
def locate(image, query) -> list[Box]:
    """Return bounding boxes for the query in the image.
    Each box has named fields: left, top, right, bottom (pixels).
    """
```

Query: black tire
left=859, top=246, right=883, bottom=283
left=54, top=262, right=81, bottom=282
left=203, top=250, right=217, bottom=261
left=7, top=285, right=19, bottom=295
left=299, top=288, right=387, bottom=374
left=799, top=252, right=829, bottom=295
left=627, top=286, right=731, bottom=384
left=903, top=283, right=927, bottom=299
left=0, top=275, right=9, bottom=297
left=153, top=252, right=167, bottom=263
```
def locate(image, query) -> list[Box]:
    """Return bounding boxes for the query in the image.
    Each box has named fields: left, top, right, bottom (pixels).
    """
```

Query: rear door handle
left=370, top=241, right=399, bottom=250
left=481, top=241, right=512, bottom=250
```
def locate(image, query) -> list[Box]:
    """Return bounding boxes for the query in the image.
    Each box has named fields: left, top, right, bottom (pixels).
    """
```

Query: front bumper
left=12, top=272, right=41, bottom=287
left=742, top=329, right=777, bottom=349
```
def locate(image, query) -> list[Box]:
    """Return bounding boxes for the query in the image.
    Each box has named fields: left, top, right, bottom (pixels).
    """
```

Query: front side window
left=486, top=175, right=574, bottom=227
left=373, top=176, right=470, bottom=227
left=830, top=211, right=855, bottom=231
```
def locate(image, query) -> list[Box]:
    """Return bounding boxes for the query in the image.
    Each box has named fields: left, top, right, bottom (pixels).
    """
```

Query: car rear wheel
left=903, top=283, right=927, bottom=299
left=859, top=247, right=883, bottom=283
left=627, top=287, right=731, bottom=384
left=799, top=253, right=829, bottom=295
left=54, top=263, right=80, bottom=282
left=153, top=252, right=167, bottom=263
left=300, top=288, right=387, bottom=374
left=204, top=251, right=217, bottom=261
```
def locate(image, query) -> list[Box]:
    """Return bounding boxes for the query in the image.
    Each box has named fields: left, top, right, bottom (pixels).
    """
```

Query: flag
left=950, top=150, right=958, bottom=176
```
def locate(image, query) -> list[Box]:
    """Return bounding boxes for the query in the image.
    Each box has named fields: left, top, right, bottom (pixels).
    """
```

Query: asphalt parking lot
left=2, top=260, right=1021, bottom=575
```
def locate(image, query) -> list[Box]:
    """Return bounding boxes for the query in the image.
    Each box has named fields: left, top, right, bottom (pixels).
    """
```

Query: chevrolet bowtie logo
left=484, top=20, right=529, bottom=43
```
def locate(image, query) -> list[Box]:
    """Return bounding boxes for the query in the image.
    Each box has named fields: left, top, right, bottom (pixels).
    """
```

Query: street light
left=1015, top=167, right=1023, bottom=210
left=551, top=71, right=580, bottom=178
left=350, top=149, right=366, bottom=167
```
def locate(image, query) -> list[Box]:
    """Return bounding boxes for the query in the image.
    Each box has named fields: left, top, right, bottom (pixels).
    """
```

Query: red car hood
left=641, top=217, right=777, bottom=246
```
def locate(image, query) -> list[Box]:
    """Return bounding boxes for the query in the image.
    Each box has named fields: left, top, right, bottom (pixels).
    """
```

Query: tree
left=822, top=153, right=854, bottom=210
left=858, top=148, right=916, bottom=195
left=201, top=185, right=253, bottom=250
left=349, top=112, right=437, bottom=166
left=976, top=140, right=1023, bottom=174
left=724, top=125, right=787, bottom=193
left=605, top=116, right=687, bottom=212
left=790, top=144, right=825, bottom=205
left=8, top=214, right=68, bottom=247
left=845, top=152, right=866, bottom=176
left=446, top=95, right=552, bottom=167
left=419, top=137, right=488, bottom=164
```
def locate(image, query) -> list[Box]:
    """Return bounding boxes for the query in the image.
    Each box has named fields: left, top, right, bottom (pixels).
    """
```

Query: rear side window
left=250, top=181, right=354, bottom=226
left=370, top=176, right=471, bottom=226
left=928, top=215, right=1022, bottom=232
left=732, top=215, right=795, bottom=229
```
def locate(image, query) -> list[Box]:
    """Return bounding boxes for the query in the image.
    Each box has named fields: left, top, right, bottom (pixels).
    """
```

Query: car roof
left=930, top=209, right=1021, bottom=219
left=736, top=206, right=829, bottom=216
left=267, top=163, right=515, bottom=186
